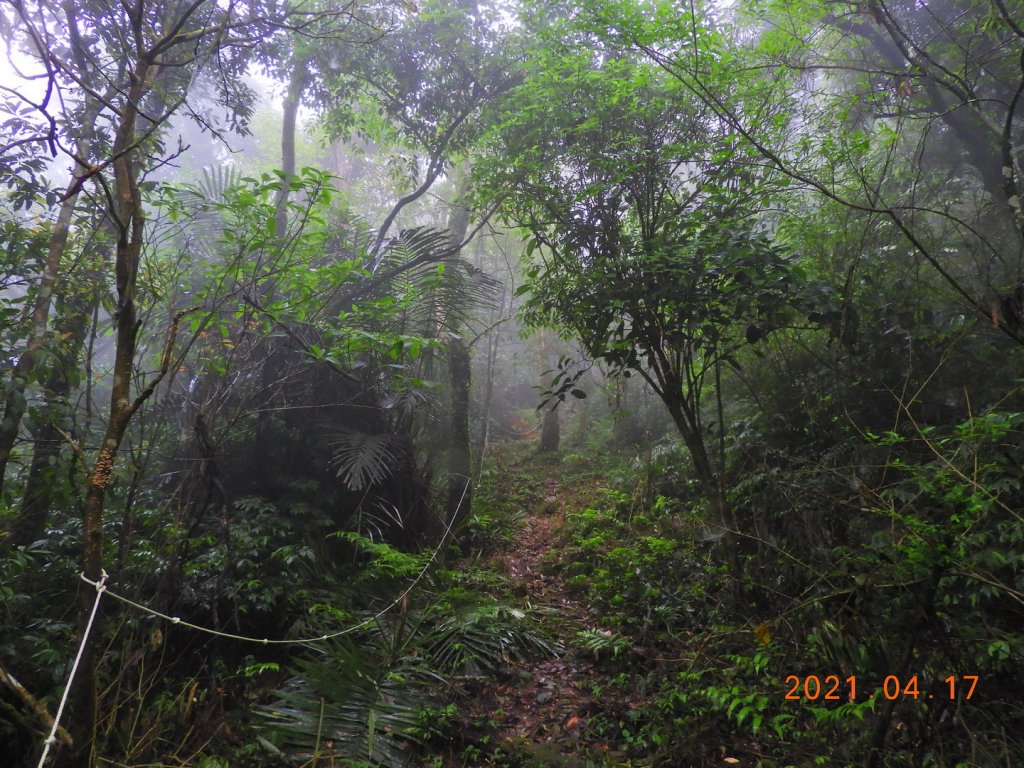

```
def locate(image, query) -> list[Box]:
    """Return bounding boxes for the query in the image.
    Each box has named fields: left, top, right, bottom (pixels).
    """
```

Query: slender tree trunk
left=67, top=60, right=153, bottom=767
left=252, top=63, right=308, bottom=485
left=536, top=333, right=560, bottom=453
left=115, top=462, right=145, bottom=570
left=473, top=312, right=500, bottom=479
left=11, top=422, right=64, bottom=548
left=446, top=337, right=472, bottom=528
left=664, top=393, right=737, bottom=584
left=9, top=288, right=94, bottom=547
left=0, top=0, right=104, bottom=495
left=612, top=374, right=630, bottom=443
left=0, top=170, right=87, bottom=493
left=274, top=65, right=309, bottom=240
left=445, top=165, right=473, bottom=526
left=665, top=398, right=719, bottom=515
left=574, top=385, right=589, bottom=446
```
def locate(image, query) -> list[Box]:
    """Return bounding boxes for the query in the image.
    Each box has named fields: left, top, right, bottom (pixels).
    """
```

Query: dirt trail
left=463, top=466, right=614, bottom=765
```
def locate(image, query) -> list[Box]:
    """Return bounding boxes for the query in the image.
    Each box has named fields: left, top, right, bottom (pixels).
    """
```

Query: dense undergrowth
left=5, top=395, right=1024, bottom=768
left=7, top=2, right=1024, bottom=767
left=443, top=412, right=1024, bottom=768
left=4, top=377, right=1024, bottom=768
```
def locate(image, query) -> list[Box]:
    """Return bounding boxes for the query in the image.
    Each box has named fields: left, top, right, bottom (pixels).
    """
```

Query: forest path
left=460, top=454, right=622, bottom=767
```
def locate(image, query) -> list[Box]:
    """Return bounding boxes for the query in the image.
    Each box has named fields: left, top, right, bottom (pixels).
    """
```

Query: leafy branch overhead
left=3, top=1, right=1024, bottom=767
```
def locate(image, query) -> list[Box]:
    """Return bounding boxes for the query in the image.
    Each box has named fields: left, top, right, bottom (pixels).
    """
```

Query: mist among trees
left=2, top=1, right=1023, bottom=766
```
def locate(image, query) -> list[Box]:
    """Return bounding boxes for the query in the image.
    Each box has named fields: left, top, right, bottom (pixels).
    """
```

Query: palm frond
left=260, top=639, right=439, bottom=767
left=196, top=165, right=243, bottom=202
left=347, top=499, right=407, bottom=541
left=260, top=601, right=557, bottom=766
left=401, top=254, right=502, bottom=337
left=328, top=226, right=458, bottom=315
left=177, top=165, right=244, bottom=208
left=174, top=165, right=245, bottom=256
left=328, top=429, right=402, bottom=491
left=424, top=602, right=559, bottom=677
left=379, top=227, right=457, bottom=274
left=380, top=386, right=432, bottom=423
left=440, top=257, right=503, bottom=315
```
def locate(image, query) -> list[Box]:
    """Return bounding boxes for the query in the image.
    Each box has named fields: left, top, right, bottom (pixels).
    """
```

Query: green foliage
left=261, top=636, right=439, bottom=767
left=330, top=530, right=426, bottom=585
left=7, top=2, right=1024, bottom=767
left=459, top=506, right=523, bottom=557
left=261, top=590, right=554, bottom=767
left=318, top=0, right=520, bottom=156
left=560, top=489, right=717, bottom=641
left=176, top=494, right=326, bottom=620
left=480, top=37, right=803, bottom=386
left=425, top=600, right=557, bottom=676
left=575, top=628, right=632, bottom=662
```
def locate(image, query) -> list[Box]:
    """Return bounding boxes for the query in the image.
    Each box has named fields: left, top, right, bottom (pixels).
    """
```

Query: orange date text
left=783, top=675, right=978, bottom=701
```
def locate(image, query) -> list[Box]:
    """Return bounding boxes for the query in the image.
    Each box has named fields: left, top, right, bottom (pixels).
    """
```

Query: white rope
left=77, top=488, right=464, bottom=647
left=39, top=488, right=467, bottom=762
left=37, top=570, right=108, bottom=768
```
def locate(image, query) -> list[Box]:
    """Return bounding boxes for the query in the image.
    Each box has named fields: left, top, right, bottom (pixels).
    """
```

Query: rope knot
left=79, top=569, right=110, bottom=593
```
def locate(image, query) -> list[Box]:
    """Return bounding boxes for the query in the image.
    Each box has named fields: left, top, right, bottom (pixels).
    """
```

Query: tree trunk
left=536, top=332, right=560, bottom=453
left=0, top=170, right=86, bottom=493
left=274, top=64, right=309, bottom=240
left=539, top=407, right=560, bottom=452
left=664, top=394, right=737, bottom=584
left=446, top=337, right=472, bottom=529
left=473, top=311, right=500, bottom=478
left=9, top=288, right=94, bottom=548
left=445, top=165, right=473, bottom=527
left=0, top=0, right=104, bottom=495
left=67, top=61, right=152, bottom=768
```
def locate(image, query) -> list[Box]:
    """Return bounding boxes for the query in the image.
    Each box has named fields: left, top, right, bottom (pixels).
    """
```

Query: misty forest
left=3, top=0, right=1024, bottom=767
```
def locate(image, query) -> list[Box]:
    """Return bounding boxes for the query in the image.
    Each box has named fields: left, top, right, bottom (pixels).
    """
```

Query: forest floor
left=453, top=449, right=643, bottom=768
